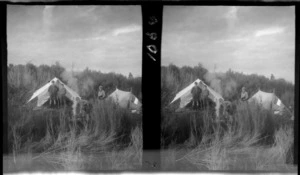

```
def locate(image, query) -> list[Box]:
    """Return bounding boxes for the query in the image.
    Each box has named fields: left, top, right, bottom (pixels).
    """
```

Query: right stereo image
left=161, top=6, right=296, bottom=172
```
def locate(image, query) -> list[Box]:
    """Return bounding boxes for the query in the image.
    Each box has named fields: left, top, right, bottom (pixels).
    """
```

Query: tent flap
left=27, top=83, right=51, bottom=103
left=37, top=89, right=50, bottom=107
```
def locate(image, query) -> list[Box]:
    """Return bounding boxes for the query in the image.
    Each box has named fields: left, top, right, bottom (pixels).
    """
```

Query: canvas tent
left=248, top=90, right=292, bottom=118
left=107, top=88, right=142, bottom=112
left=170, top=79, right=224, bottom=116
left=27, top=77, right=81, bottom=107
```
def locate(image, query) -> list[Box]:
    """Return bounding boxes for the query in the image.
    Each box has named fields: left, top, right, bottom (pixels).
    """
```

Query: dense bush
left=161, top=64, right=294, bottom=109
left=8, top=63, right=142, bottom=105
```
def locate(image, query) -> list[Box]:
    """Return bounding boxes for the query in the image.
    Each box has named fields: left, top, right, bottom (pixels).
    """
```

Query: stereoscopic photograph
left=161, top=6, right=296, bottom=171
left=4, top=5, right=142, bottom=172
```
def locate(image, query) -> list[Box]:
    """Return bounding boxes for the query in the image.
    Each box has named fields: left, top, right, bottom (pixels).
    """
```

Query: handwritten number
left=146, top=32, right=157, bottom=40
left=147, top=45, right=157, bottom=54
left=147, top=15, right=158, bottom=61
left=147, top=53, right=156, bottom=61
left=148, top=16, right=158, bottom=25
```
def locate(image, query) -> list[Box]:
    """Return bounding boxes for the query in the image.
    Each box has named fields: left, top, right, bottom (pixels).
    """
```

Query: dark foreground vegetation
left=5, top=63, right=142, bottom=172
left=161, top=102, right=295, bottom=171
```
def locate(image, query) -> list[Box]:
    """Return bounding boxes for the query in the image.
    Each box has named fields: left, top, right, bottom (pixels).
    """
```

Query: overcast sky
left=162, top=6, right=295, bottom=83
left=7, top=5, right=142, bottom=77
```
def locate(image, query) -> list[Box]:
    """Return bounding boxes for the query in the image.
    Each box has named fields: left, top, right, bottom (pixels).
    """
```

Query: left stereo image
left=4, top=5, right=143, bottom=172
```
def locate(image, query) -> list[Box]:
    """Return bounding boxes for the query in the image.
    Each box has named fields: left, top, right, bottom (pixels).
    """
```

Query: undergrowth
left=161, top=102, right=295, bottom=171
left=6, top=99, right=142, bottom=172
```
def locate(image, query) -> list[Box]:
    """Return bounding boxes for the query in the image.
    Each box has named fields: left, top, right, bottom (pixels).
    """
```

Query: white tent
left=107, top=88, right=142, bottom=112
left=27, top=77, right=81, bottom=107
left=248, top=90, right=292, bottom=118
left=170, top=79, right=224, bottom=116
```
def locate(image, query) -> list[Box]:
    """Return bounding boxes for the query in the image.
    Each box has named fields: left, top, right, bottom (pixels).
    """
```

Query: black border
left=1, top=3, right=8, bottom=156
left=1, top=0, right=299, bottom=173
left=142, top=4, right=163, bottom=171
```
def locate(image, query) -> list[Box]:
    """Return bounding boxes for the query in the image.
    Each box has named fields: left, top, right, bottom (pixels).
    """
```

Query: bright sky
left=162, top=6, right=295, bottom=84
left=7, top=5, right=142, bottom=77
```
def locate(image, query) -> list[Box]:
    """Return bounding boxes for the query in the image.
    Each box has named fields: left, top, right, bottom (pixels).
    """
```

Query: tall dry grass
left=162, top=102, right=295, bottom=171
left=5, top=97, right=142, bottom=172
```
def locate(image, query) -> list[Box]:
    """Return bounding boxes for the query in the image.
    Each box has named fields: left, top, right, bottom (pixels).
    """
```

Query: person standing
left=98, top=85, right=106, bottom=100
left=58, top=83, right=67, bottom=107
left=201, top=84, right=209, bottom=109
left=241, top=87, right=249, bottom=101
left=48, top=80, right=59, bottom=107
left=191, top=82, right=202, bottom=109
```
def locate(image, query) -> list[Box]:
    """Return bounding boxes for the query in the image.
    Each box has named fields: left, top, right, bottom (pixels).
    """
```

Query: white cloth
left=134, top=97, right=139, bottom=105
left=276, top=99, right=282, bottom=106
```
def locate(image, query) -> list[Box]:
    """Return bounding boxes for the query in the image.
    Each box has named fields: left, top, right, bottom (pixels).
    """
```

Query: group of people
left=191, top=81, right=249, bottom=111
left=191, top=81, right=210, bottom=110
left=48, top=80, right=67, bottom=108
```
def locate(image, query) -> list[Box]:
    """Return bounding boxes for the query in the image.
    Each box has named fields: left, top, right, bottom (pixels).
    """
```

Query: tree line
left=161, top=64, right=294, bottom=109
left=7, top=62, right=142, bottom=105
left=7, top=62, right=294, bottom=110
